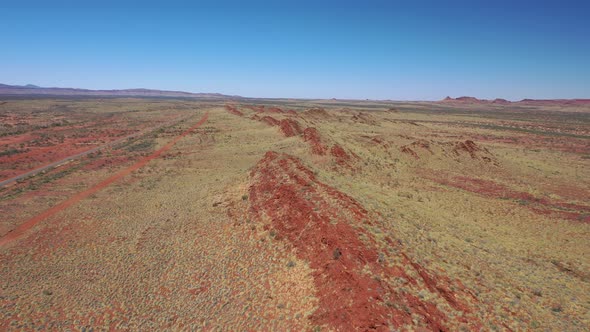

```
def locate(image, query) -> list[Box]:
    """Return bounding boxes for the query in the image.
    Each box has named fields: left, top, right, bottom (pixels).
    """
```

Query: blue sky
left=1, top=0, right=588, bottom=100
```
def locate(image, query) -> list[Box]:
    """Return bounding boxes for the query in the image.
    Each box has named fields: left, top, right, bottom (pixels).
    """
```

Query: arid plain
left=1, top=97, right=588, bottom=331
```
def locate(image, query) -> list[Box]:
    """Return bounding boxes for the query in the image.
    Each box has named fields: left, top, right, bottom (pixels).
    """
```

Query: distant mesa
left=441, top=96, right=590, bottom=106
left=1, top=82, right=588, bottom=105
left=441, top=96, right=489, bottom=104
left=455, top=96, right=481, bottom=103
left=492, top=98, right=510, bottom=104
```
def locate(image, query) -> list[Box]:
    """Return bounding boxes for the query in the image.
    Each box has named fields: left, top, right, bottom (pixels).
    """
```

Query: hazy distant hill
left=0, top=83, right=241, bottom=99
left=441, top=95, right=590, bottom=106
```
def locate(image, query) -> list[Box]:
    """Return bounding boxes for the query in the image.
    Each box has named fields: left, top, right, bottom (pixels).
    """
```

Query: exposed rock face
left=248, top=151, right=485, bottom=331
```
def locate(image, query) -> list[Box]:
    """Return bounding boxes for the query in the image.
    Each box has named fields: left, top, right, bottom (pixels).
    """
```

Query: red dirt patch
left=453, top=140, right=489, bottom=159
left=303, top=127, right=327, bottom=155
left=260, top=116, right=280, bottom=126
left=426, top=173, right=590, bottom=222
left=278, top=119, right=303, bottom=137
left=410, top=140, right=433, bottom=153
left=330, top=144, right=357, bottom=168
left=302, top=108, right=330, bottom=120
left=400, top=146, right=419, bottom=159
left=266, top=107, right=284, bottom=114
left=399, top=140, right=433, bottom=159
left=368, top=136, right=391, bottom=149
left=249, top=152, right=484, bottom=331
left=0, top=129, right=135, bottom=180
left=351, top=112, right=377, bottom=125
left=225, top=105, right=243, bottom=117
left=245, top=105, right=265, bottom=113
left=0, top=113, right=210, bottom=246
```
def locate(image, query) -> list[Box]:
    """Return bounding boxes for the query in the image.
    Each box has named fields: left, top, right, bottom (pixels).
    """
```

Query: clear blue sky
left=1, top=0, right=588, bottom=100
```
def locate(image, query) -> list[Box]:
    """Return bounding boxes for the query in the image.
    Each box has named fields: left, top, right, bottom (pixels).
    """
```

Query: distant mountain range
left=1, top=83, right=588, bottom=105
left=441, top=96, right=590, bottom=106
left=0, top=83, right=241, bottom=99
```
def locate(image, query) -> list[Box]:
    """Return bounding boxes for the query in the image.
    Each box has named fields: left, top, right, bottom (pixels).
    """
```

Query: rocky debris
left=302, top=107, right=330, bottom=120
left=400, top=146, right=419, bottom=159
left=225, top=105, right=243, bottom=116
left=303, top=127, right=327, bottom=155
left=452, top=140, right=491, bottom=161
left=245, top=105, right=265, bottom=113
left=427, top=173, right=590, bottom=222
left=330, top=144, right=357, bottom=169
left=278, top=119, right=303, bottom=137
left=260, top=116, right=280, bottom=126
left=266, top=107, right=284, bottom=114
left=351, top=112, right=378, bottom=125
left=248, top=151, right=484, bottom=331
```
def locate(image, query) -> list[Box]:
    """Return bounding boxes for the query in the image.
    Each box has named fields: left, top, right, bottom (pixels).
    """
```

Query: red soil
left=400, top=140, right=434, bottom=159
left=427, top=173, right=590, bottom=222
left=472, top=134, right=589, bottom=155
left=0, top=128, right=137, bottom=180
left=371, top=137, right=384, bottom=144
left=225, top=105, right=243, bottom=116
left=266, top=107, right=284, bottom=114
left=453, top=140, right=487, bottom=159
left=411, top=140, right=433, bottom=153
left=278, top=119, right=303, bottom=137
left=0, top=133, right=34, bottom=146
left=245, top=105, right=265, bottom=113
left=303, top=108, right=330, bottom=119
left=330, top=144, right=356, bottom=168
left=400, top=146, right=419, bottom=159
left=0, top=112, right=209, bottom=247
left=260, top=116, right=280, bottom=126
left=450, top=140, right=497, bottom=164
left=303, top=127, right=327, bottom=155
left=360, top=136, right=392, bottom=150
left=351, top=112, right=377, bottom=125
left=249, top=152, right=484, bottom=331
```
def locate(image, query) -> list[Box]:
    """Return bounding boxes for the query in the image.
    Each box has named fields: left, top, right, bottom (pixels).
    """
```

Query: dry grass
left=0, top=98, right=588, bottom=330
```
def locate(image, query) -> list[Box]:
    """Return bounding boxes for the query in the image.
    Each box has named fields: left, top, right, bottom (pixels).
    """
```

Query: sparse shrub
left=125, top=139, right=155, bottom=153
left=0, top=148, right=21, bottom=157
left=333, top=248, right=342, bottom=260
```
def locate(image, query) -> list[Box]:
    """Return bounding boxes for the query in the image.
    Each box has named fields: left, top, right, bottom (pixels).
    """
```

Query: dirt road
left=0, top=112, right=208, bottom=246
left=0, top=113, right=193, bottom=188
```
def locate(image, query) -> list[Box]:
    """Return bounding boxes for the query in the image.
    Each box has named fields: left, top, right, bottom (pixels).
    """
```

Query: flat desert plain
left=1, top=98, right=589, bottom=331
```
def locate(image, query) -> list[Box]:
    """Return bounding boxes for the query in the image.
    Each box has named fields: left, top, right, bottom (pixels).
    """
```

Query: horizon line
left=2, top=82, right=590, bottom=103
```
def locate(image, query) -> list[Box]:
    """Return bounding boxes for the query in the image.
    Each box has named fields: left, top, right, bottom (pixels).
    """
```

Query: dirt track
left=0, top=112, right=208, bottom=247
left=0, top=113, right=193, bottom=188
